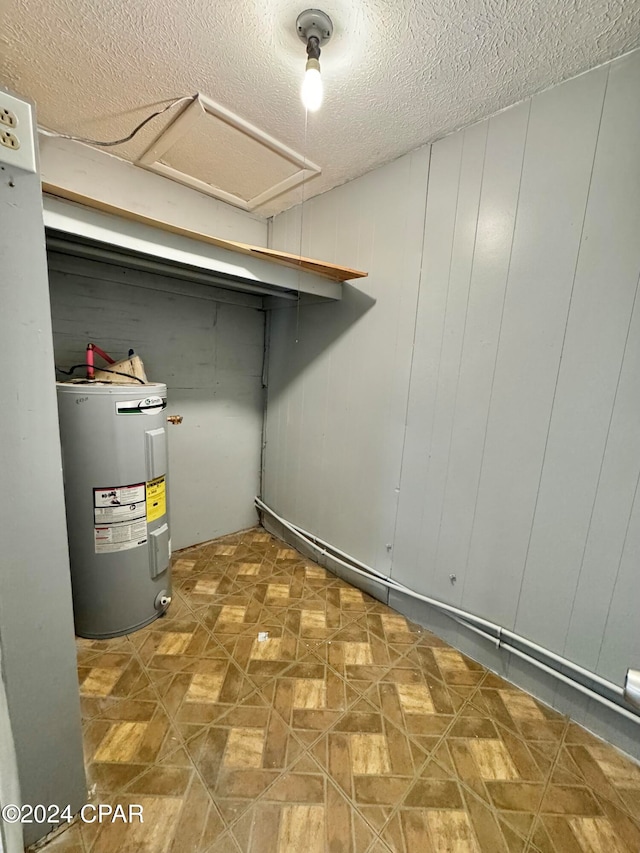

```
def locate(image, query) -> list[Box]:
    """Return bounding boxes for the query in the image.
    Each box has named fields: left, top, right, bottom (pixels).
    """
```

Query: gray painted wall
left=39, top=135, right=268, bottom=248
left=48, top=253, right=265, bottom=550
left=0, top=97, right=86, bottom=846
left=264, top=50, right=640, bottom=757
left=0, top=650, right=22, bottom=853
left=264, top=146, right=430, bottom=571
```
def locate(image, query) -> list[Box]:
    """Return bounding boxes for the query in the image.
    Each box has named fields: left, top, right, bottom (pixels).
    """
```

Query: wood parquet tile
left=38, top=527, right=640, bottom=853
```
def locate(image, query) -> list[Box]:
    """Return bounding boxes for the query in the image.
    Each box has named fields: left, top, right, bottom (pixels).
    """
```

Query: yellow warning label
left=146, top=476, right=166, bottom=523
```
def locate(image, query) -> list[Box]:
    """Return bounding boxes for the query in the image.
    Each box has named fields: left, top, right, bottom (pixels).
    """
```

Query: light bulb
left=302, top=58, right=323, bottom=112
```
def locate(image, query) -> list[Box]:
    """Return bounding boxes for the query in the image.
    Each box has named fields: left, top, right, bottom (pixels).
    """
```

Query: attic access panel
left=137, top=94, right=321, bottom=212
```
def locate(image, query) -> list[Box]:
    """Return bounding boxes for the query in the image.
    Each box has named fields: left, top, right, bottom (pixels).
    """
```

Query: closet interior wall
left=48, top=252, right=266, bottom=550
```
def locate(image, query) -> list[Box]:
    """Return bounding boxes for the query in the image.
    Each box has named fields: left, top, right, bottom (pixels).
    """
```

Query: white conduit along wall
left=255, top=497, right=640, bottom=726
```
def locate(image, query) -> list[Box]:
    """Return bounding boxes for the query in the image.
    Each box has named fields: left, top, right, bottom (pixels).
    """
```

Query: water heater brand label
left=93, top=482, right=148, bottom=553
left=146, top=476, right=166, bottom=523
left=116, top=397, right=167, bottom=416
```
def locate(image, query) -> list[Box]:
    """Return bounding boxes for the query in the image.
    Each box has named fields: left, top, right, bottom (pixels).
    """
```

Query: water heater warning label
left=93, top=483, right=148, bottom=553
left=146, top=476, right=166, bottom=523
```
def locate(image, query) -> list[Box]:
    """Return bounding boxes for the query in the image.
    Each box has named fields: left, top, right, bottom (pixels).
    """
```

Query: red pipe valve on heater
left=86, top=343, right=116, bottom=380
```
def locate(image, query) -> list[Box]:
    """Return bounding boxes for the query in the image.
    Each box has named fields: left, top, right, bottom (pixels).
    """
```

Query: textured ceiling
left=2, top=0, right=640, bottom=217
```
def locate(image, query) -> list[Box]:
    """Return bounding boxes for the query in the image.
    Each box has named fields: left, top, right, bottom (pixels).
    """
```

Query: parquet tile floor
left=39, top=528, right=640, bottom=853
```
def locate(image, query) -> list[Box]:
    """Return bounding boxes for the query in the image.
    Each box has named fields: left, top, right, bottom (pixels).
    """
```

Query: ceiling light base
left=296, top=9, right=333, bottom=46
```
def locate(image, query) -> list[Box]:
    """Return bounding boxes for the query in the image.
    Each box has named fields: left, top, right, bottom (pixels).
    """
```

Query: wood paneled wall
left=264, top=50, right=640, bottom=757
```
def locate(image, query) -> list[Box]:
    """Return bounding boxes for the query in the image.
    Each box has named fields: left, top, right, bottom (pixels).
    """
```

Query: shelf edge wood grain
left=41, top=183, right=368, bottom=283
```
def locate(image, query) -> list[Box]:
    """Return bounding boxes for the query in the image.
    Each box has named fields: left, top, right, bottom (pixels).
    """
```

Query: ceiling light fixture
left=296, top=9, right=333, bottom=112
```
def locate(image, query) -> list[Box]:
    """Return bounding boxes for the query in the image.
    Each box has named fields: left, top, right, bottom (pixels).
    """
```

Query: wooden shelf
left=42, top=183, right=368, bottom=283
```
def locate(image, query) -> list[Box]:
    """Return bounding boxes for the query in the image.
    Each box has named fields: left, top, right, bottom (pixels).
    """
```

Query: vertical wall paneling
left=460, top=66, right=609, bottom=629
left=264, top=50, right=640, bottom=758
left=515, top=55, right=640, bottom=681
left=405, top=123, right=489, bottom=598
left=361, top=151, right=432, bottom=570
left=48, top=255, right=265, bottom=550
left=562, top=294, right=640, bottom=688
left=431, top=103, right=530, bottom=611
left=547, top=53, right=640, bottom=687
left=264, top=149, right=430, bottom=569
left=594, top=485, right=640, bottom=681
left=392, top=134, right=464, bottom=582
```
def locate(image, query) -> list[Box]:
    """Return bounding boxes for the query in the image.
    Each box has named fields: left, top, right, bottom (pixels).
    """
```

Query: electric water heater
left=56, top=382, right=172, bottom=638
